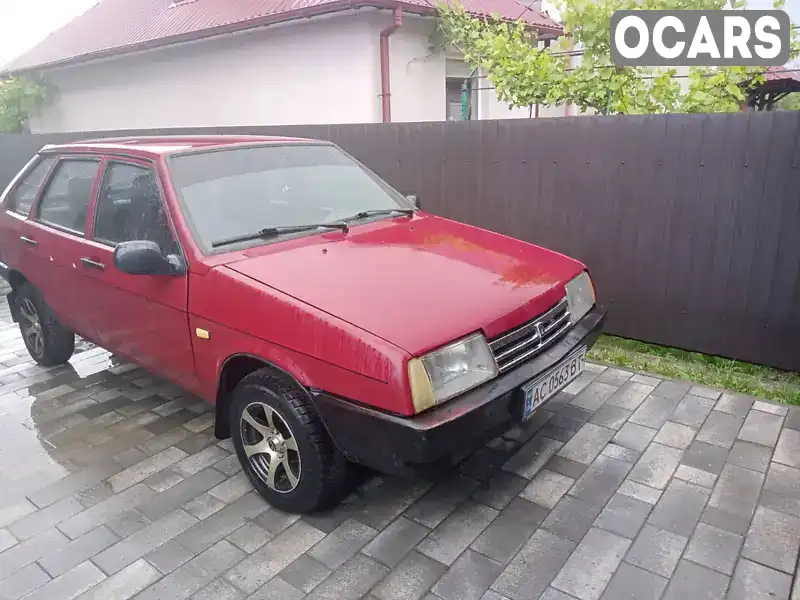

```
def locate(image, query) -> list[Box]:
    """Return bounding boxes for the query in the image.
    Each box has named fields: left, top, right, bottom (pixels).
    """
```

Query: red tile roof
left=2, top=0, right=562, bottom=74
left=764, top=66, right=800, bottom=82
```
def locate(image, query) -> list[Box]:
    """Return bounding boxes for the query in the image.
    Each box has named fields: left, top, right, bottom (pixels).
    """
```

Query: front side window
left=8, top=157, right=55, bottom=216
left=168, top=144, right=412, bottom=252
left=37, top=159, right=100, bottom=233
left=93, top=162, right=178, bottom=254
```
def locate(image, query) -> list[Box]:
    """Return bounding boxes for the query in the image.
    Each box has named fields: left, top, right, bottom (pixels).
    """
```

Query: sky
left=0, top=0, right=798, bottom=67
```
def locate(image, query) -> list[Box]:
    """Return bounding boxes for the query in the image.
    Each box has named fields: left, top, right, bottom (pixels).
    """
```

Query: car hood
left=224, top=213, right=586, bottom=355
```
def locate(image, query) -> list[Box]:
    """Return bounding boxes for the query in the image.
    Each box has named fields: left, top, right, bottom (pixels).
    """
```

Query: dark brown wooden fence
left=1, top=112, right=798, bottom=371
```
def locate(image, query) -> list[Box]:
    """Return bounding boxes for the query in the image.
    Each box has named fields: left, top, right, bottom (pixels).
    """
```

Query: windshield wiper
left=341, top=208, right=415, bottom=222
left=210, top=221, right=349, bottom=248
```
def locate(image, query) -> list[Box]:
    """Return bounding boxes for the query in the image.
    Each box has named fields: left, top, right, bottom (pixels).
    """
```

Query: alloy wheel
left=20, top=298, right=44, bottom=357
left=240, top=401, right=301, bottom=493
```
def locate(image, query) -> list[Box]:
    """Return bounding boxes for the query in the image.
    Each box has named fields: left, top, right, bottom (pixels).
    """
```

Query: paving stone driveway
left=0, top=288, right=799, bottom=599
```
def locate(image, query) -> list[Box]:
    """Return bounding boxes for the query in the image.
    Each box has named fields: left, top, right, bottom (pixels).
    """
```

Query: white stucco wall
left=29, top=9, right=564, bottom=133
left=30, top=11, right=381, bottom=133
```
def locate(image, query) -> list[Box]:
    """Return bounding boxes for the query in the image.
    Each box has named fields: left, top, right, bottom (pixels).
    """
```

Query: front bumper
left=312, top=307, right=606, bottom=476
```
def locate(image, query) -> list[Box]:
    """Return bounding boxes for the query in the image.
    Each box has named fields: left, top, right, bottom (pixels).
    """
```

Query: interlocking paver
left=19, top=561, right=105, bottom=600
left=629, top=395, right=683, bottom=430
left=519, top=470, right=574, bottom=509
left=660, top=559, right=730, bottom=600
left=189, top=577, right=243, bottom=600
left=502, top=436, right=563, bottom=479
left=551, top=527, right=630, bottom=600
left=0, top=527, right=69, bottom=579
left=416, top=501, right=497, bottom=566
left=470, top=498, right=547, bottom=564
left=728, top=558, right=793, bottom=600
left=541, top=495, right=603, bottom=543
left=0, top=561, right=51, bottom=600
left=773, top=427, right=800, bottom=468
left=308, top=517, right=377, bottom=569
left=628, top=443, right=683, bottom=490
left=606, top=382, right=654, bottom=411
left=362, top=516, right=430, bottom=568
left=557, top=423, right=615, bottom=465
left=668, top=394, right=715, bottom=428
left=612, top=422, right=657, bottom=452
left=673, top=464, right=717, bottom=488
left=569, top=454, right=632, bottom=508
left=728, top=440, right=772, bottom=473
left=761, top=462, right=800, bottom=518
left=697, top=410, right=744, bottom=448
left=305, top=554, right=388, bottom=600
left=715, top=393, right=754, bottom=418
left=491, top=529, right=575, bottom=600
left=135, top=539, right=245, bottom=600
left=599, top=562, right=667, bottom=600
left=742, top=505, right=800, bottom=574
left=223, top=520, right=325, bottom=594
left=594, top=493, right=651, bottom=539
left=683, top=521, right=742, bottom=576
left=647, top=478, right=710, bottom=537
left=371, top=550, right=446, bottom=600
left=404, top=474, right=479, bottom=529
left=39, top=524, right=119, bottom=577
left=73, top=559, right=160, bottom=600
left=738, top=409, right=784, bottom=447
left=93, top=508, right=198, bottom=574
left=625, top=524, right=687, bottom=578
left=144, top=539, right=195, bottom=575
left=708, top=463, right=765, bottom=521
left=279, top=554, right=331, bottom=593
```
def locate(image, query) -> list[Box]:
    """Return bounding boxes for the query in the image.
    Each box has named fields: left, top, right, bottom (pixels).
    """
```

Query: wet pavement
left=0, top=281, right=799, bottom=600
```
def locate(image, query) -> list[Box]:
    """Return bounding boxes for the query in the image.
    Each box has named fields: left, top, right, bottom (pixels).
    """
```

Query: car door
left=16, top=156, right=103, bottom=337
left=0, top=155, right=56, bottom=278
left=80, top=158, right=199, bottom=393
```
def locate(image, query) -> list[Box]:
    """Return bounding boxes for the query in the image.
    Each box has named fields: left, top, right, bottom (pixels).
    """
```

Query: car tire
left=230, top=368, right=350, bottom=514
left=16, top=283, right=75, bottom=366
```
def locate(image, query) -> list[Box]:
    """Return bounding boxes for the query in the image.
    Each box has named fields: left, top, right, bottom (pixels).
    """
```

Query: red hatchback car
left=0, top=135, right=604, bottom=512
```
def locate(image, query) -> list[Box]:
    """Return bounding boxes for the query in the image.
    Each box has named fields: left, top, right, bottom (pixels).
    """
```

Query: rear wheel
left=230, top=369, right=350, bottom=513
left=17, top=283, right=75, bottom=366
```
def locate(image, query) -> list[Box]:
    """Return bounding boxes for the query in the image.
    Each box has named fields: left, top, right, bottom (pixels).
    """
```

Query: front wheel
left=230, top=369, right=350, bottom=513
left=16, top=283, right=75, bottom=366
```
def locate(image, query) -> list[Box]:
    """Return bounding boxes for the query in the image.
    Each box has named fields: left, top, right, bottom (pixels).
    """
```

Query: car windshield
left=168, top=143, right=412, bottom=252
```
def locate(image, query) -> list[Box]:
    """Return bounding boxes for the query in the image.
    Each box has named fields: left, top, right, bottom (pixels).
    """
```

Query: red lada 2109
left=0, top=136, right=604, bottom=513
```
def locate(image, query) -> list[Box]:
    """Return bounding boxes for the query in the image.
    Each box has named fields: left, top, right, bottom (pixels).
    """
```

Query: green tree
left=0, top=77, right=50, bottom=133
left=438, top=0, right=798, bottom=114
left=777, top=93, right=800, bottom=110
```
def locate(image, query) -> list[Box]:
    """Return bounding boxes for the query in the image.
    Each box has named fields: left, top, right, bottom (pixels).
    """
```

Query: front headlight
left=408, top=332, right=498, bottom=413
left=566, top=270, right=596, bottom=323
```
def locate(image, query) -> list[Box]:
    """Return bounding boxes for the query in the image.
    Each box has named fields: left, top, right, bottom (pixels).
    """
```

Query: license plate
left=522, top=346, right=587, bottom=420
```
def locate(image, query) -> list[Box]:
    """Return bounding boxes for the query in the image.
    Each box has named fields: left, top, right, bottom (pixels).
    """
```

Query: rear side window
left=37, top=159, right=100, bottom=234
left=7, top=157, right=55, bottom=216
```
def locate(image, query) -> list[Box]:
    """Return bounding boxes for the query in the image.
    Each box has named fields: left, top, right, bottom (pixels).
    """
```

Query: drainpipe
left=380, top=7, right=403, bottom=123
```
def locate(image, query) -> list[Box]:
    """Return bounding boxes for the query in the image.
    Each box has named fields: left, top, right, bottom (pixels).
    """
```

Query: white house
left=1, top=0, right=569, bottom=133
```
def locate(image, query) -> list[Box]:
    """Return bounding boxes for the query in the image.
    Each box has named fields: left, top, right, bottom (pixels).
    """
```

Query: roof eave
left=1, top=0, right=562, bottom=76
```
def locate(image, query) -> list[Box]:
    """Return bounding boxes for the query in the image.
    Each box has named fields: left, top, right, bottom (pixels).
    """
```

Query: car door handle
left=20, top=236, right=38, bottom=246
left=80, top=257, right=105, bottom=270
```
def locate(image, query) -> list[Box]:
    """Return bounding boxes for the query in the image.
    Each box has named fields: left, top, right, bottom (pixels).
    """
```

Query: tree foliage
left=777, top=93, right=800, bottom=110
left=0, top=77, right=50, bottom=133
left=438, top=0, right=798, bottom=114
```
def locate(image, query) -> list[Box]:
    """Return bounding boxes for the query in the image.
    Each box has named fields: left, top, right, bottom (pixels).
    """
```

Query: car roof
left=39, top=134, right=323, bottom=157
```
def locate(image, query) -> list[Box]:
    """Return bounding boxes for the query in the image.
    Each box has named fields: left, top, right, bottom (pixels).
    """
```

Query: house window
left=446, top=77, right=477, bottom=120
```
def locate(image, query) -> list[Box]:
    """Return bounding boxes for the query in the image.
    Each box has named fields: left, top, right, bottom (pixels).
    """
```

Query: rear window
left=7, top=157, right=55, bottom=216
left=168, top=144, right=410, bottom=253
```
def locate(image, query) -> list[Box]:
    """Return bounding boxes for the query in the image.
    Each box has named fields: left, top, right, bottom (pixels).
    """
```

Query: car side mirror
left=114, top=240, right=185, bottom=276
left=405, top=194, right=419, bottom=208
